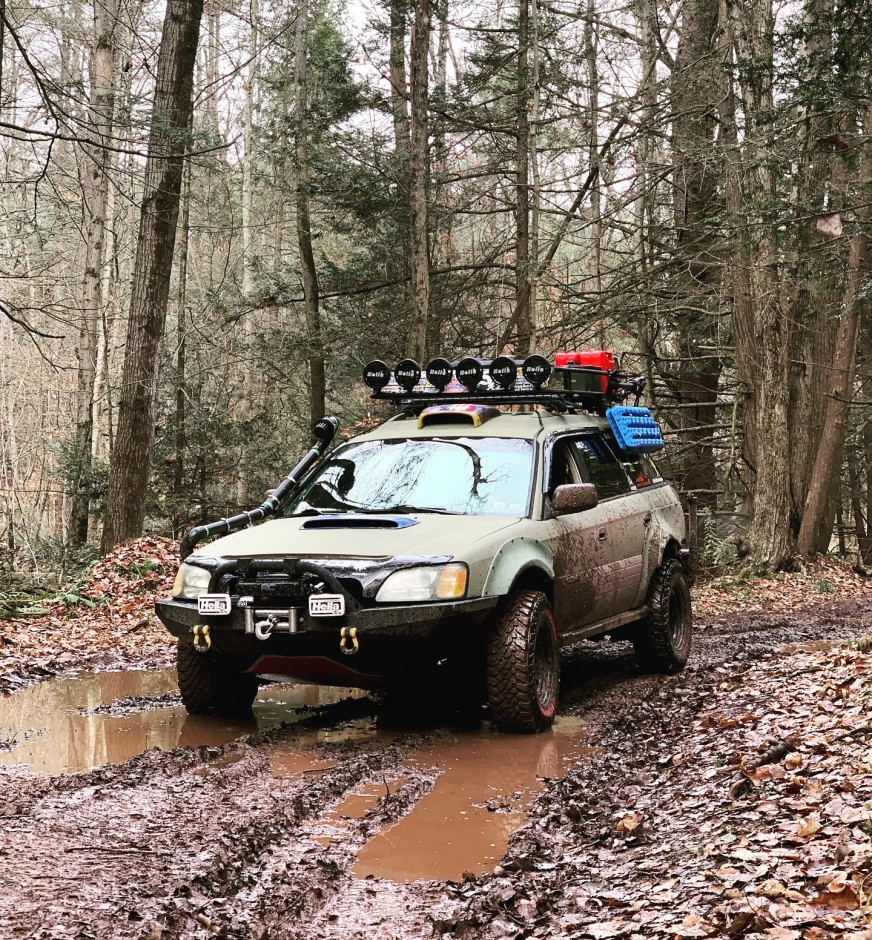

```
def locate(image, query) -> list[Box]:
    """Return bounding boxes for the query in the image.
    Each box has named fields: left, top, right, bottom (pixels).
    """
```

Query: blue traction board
left=607, top=406, right=665, bottom=453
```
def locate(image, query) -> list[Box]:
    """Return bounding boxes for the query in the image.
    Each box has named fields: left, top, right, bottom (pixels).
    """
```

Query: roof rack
left=362, top=352, right=647, bottom=415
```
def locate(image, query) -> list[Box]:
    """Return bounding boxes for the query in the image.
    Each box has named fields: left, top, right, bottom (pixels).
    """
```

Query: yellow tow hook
left=339, top=626, right=359, bottom=656
left=192, top=624, right=212, bottom=653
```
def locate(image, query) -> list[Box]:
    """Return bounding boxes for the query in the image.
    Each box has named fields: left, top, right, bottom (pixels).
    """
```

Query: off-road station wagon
left=156, top=351, right=691, bottom=732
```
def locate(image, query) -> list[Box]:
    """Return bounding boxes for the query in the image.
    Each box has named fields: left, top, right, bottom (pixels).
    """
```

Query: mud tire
left=486, top=590, right=559, bottom=733
left=176, top=640, right=259, bottom=716
left=633, top=559, right=692, bottom=673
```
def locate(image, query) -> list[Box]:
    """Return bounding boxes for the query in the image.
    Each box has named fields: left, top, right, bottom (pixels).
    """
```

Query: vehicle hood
left=191, top=513, right=522, bottom=561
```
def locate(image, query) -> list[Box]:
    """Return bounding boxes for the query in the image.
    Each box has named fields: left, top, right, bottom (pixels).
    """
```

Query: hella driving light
left=522, top=354, right=551, bottom=387
left=426, top=357, right=453, bottom=390
left=394, top=358, right=421, bottom=391
left=456, top=357, right=484, bottom=389
left=489, top=355, right=517, bottom=388
left=172, top=563, right=211, bottom=600
left=363, top=360, right=391, bottom=391
left=375, top=563, right=468, bottom=603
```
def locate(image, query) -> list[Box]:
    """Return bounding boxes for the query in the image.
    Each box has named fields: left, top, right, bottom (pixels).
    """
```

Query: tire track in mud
left=0, top=597, right=870, bottom=940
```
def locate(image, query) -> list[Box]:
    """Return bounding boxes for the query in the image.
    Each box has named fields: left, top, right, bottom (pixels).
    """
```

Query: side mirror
left=552, top=483, right=598, bottom=516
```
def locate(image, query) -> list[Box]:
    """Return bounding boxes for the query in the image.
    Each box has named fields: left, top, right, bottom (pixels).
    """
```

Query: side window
left=619, top=453, right=663, bottom=490
left=570, top=435, right=631, bottom=500
left=549, top=440, right=581, bottom=491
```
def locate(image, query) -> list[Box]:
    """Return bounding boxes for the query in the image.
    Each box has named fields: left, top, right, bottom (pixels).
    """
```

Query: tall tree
left=407, top=0, right=430, bottom=361
left=514, top=0, right=531, bottom=353
left=70, top=0, right=118, bottom=547
left=101, top=0, right=205, bottom=553
left=295, top=0, right=326, bottom=429
left=670, top=0, right=722, bottom=515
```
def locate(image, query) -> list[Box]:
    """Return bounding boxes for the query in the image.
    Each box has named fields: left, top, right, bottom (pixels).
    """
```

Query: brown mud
left=0, top=596, right=870, bottom=939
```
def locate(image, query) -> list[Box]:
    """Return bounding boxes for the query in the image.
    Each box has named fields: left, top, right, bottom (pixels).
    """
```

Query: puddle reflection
left=0, top=670, right=364, bottom=776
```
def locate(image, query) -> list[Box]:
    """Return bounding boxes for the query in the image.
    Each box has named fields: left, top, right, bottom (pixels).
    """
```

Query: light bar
left=394, top=358, right=421, bottom=392
left=456, top=357, right=484, bottom=389
left=361, top=350, right=638, bottom=417
left=489, top=355, right=517, bottom=388
left=426, top=357, right=453, bottom=390
left=522, top=354, right=551, bottom=388
left=363, top=360, right=391, bottom=391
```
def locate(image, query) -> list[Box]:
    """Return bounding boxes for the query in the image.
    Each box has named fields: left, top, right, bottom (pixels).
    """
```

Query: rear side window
left=570, top=435, right=631, bottom=500
left=618, top=453, right=663, bottom=489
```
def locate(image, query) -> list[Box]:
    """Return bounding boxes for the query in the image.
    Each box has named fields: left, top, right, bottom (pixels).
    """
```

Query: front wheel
left=486, top=590, right=559, bottom=733
left=633, top=559, right=692, bottom=673
left=176, top=639, right=260, bottom=716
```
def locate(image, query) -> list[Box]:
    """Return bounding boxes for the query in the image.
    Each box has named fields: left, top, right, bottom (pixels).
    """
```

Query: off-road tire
left=176, top=640, right=259, bottom=716
left=486, top=590, right=559, bottom=733
left=633, top=559, right=692, bottom=673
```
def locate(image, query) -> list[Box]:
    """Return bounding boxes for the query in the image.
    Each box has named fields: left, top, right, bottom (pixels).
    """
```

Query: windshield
left=285, top=437, right=534, bottom=517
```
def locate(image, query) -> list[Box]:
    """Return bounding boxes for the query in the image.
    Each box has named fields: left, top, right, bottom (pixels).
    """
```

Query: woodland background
left=1, top=0, right=871, bottom=578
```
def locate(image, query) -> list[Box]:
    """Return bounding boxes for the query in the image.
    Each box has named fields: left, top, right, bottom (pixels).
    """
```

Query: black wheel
left=633, top=559, right=692, bottom=673
left=176, top=639, right=260, bottom=716
left=486, top=590, right=559, bottom=733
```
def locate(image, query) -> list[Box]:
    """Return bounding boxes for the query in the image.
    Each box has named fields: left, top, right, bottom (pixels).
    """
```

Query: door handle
left=643, top=512, right=652, bottom=526
left=597, top=529, right=607, bottom=541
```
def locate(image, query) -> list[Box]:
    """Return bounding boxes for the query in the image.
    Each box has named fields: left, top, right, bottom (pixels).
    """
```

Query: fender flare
left=481, top=537, right=555, bottom=598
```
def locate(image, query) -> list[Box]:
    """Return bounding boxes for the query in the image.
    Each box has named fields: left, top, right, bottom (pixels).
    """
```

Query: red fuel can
left=555, top=350, right=615, bottom=392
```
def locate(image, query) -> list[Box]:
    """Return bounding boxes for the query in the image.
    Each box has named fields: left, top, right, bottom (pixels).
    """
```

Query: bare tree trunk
left=239, top=0, right=258, bottom=502
left=514, top=0, right=531, bottom=354
left=671, top=0, right=722, bottom=514
left=407, top=0, right=430, bottom=362
left=389, top=0, right=410, bottom=161
left=718, top=0, right=755, bottom=501
left=101, top=0, right=205, bottom=554
left=583, top=0, right=604, bottom=348
left=728, top=0, right=794, bottom=567
left=528, top=0, right=540, bottom=349
left=173, top=151, right=191, bottom=533
left=295, top=0, right=325, bottom=428
left=797, top=104, right=872, bottom=556
left=70, top=0, right=117, bottom=547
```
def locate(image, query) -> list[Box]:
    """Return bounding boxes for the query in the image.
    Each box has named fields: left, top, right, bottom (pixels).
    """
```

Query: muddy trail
left=0, top=597, right=870, bottom=940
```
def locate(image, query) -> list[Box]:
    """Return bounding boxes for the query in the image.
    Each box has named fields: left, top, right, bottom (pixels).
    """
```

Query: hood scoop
left=299, top=514, right=419, bottom=530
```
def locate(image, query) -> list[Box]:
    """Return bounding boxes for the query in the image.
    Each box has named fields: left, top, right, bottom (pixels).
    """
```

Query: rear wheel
left=176, top=639, right=260, bottom=716
left=633, top=559, right=692, bottom=673
left=486, top=590, right=559, bottom=733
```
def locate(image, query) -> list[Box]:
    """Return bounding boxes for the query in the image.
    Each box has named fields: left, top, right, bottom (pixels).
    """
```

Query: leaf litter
left=0, top=550, right=871, bottom=938
left=0, top=536, right=176, bottom=692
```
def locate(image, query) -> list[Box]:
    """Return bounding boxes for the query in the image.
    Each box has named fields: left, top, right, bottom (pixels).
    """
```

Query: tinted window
left=285, top=437, right=534, bottom=516
left=619, top=453, right=663, bottom=489
left=549, top=441, right=580, bottom=491
left=570, top=435, right=631, bottom=499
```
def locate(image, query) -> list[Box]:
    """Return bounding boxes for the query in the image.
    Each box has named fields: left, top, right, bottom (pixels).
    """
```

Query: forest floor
left=0, top=542, right=871, bottom=939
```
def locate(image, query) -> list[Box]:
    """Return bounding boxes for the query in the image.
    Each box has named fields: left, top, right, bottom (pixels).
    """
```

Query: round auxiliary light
left=363, top=360, right=391, bottom=392
left=394, top=358, right=422, bottom=392
left=426, top=357, right=453, bottom=390
left=456, top=357, right=484, bottom=389
left=522, top=354, right=552, bottom=388
left=489, top=355, right=517, bottom=388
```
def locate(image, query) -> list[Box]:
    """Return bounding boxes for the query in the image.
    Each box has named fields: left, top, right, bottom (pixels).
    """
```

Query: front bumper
left=155, top=594, right=500, bottom=641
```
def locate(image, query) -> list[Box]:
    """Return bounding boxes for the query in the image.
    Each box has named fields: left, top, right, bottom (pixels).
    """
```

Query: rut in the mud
left=0, top=597, right=869, bottom=940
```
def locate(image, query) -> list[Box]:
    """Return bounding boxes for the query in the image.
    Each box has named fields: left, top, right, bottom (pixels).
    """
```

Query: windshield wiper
left=350, top=504, right=462, bottom=516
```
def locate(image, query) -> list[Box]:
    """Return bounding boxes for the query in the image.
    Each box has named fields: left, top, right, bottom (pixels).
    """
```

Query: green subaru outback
left=156, top=351, right=691, bottom=732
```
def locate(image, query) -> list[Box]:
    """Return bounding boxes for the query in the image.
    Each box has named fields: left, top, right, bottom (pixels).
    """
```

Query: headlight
left=172, top=563, right=211, bottom=600
left=375, top=563, right=468, bottom=603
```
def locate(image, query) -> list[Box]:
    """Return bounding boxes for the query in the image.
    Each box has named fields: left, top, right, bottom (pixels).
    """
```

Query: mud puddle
left=356, top=717, right=590, bottom=881
left=0, top=669, right=366, bottom=775
left=264, top=715, right=592, bottom=882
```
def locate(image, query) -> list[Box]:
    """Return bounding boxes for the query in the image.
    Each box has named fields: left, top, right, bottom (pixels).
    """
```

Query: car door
left=545, top=436, right=614, bottom=631
left=565, top=434, right=645, bottom=617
